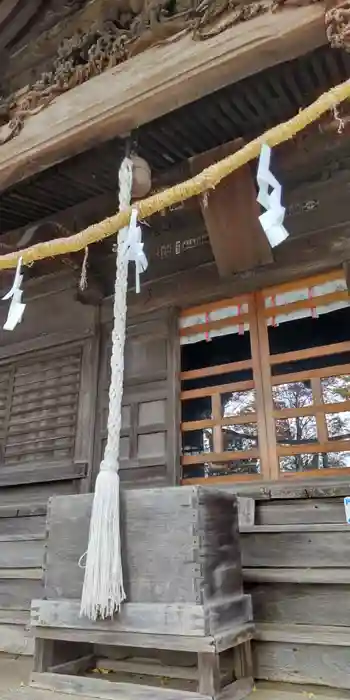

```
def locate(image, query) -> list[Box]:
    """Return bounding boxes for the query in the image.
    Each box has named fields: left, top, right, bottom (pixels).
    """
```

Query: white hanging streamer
left=122, top=208, right=148, bottom=294
left=256, top=144, right=289, bottom=248
left=2, top=256, right=26, bottom=331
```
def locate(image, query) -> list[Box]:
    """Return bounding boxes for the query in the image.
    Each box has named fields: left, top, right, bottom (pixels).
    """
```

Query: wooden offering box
left=30, top=487, right=254, bottom=700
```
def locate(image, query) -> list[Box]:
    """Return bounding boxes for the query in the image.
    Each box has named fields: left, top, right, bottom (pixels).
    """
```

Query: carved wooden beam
left=0, top=4, right=325, bottom=191
left=190, top=139, right=272, bottom=276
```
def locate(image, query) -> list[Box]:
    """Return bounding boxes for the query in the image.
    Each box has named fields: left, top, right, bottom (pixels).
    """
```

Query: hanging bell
left=130, top=155, right=152, bottom=199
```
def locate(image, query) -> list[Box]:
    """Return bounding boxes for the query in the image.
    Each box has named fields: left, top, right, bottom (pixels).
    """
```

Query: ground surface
left=1, top=656, right=350, bottom=699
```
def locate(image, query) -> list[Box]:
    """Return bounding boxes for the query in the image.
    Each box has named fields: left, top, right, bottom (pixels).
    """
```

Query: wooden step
left=255, top=623, right=350, bottom=646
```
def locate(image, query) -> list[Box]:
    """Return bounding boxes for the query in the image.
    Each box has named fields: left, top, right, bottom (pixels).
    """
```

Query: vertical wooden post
left=198, top=652, right=221, bottom=696
left=249, top=296, right=274, bottom=481
left=212, top=393, right=224, bottom=453
left=254, top=292, right=279, bottom=480
left=34, top=638, right=55, bottom=673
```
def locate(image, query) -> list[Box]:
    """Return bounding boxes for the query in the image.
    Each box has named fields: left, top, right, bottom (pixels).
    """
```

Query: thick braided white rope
left=80, top=157, right=132, bottom=620
left=103, top=157, right=133, bottom=467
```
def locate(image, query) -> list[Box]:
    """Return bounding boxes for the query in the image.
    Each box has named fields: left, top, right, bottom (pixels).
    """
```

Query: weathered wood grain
left=0, top=578, right=42, bottom=609
left=94, top=657, right=198, bottom=681
left=255, top=623, right=350, bottom=646
left=0, top=609, right=30, bottom=625
left=254, top=641, right=350, bottom=689
left=31, top=599, right=206, bottom=637
left=0, top=537, right=44, bottom=568
left=0, top=6, right=325, bottom=190
left=0, top=515, right=46, bottom=536
left=243, top=568, right=350, bottom=584
left=190, top=141, right=272, bottom=276
left=30, top=672, right=208, bottom=699
left=0, top=623, right=34, bottom=655
left=241, top=531, right=350, bottom=568
left=248, top=583, right=350, bottom=627
left=33, top=626, right=215, bottom=652
left=257, top=498, right=346, bottom=525
left=44, top=490, right=199, bottom=603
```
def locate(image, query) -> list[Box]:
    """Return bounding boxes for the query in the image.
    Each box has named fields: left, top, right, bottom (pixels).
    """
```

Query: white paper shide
left=257, top=144, right=289, bottom=248
left=2, top=256, right=26, bottom=331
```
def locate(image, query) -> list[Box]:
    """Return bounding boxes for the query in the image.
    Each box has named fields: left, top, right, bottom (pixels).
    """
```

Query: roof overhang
left=0, top=4, right=326, bottom=192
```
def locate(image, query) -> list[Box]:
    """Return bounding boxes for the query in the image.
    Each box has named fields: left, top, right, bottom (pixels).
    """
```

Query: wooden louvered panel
left=1, top=350, right=82, bottom=466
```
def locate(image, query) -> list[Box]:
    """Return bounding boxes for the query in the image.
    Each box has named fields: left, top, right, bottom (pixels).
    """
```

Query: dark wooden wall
left=0, top=271, right=99, bottom=654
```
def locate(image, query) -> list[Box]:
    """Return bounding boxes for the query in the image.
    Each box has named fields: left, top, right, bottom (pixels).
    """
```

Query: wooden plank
left=30, top=673, right=208, bottom=699
left=238, top=498, right=255, bottom=528
left=217, top=679, right=254, bottom=700
left=180, top=360, right=252, bottom=382
left=198, top=652, right=220, bottom=695
left=180, top=381, right=254, bottom=401
left=190, top=141, right=272, bottom=276
left=0, top=516, right=46, bottom=536
left=249, top=294, right=271, bottom=480
left=241, top=524, right=350, bottom=532
left=179, top=313, right=250, bottom=338
left=272, top=362, right=350, bottom=386
left=241, top=531, right=350, bottom=567
left=254, top=641, right=350, bottom=689
left=274, top=399, right=350, bottom=419
left=44, top=490, right=199, bottom=603
left=0, top=609, right=30, bottom=625
left=48, top=654, right=95, bottom=676
left=3, top=683, right=348, bottom=700
left=0, top=5, right=325, bottom=190
left=180, top=296, right=250, bottom=319
left=270, top=339, right=350, bottom=366
left=213, top=623, right=255, bottom=653
left=182, top=449, right=259, bottom=466
left=255, top=623, right=350, bottom=646
left=277, top=439, right=350, bottom=457
left=0, top=623, right=34, bottom=655
left=31, top=599, right=206, bottom=637
left=249, top=583, right=350, bottom=626
left=0, top=578, right=42, bottom=609
left=253, top=292, right=279, bottom=480
left=182, top=414, right=258, bottom=432
left=263, top=290, right=349, bottom=319
left=33, top=626, right=215, bottom=652
left=94, top=657, right=198, bottom=681
left=252, top=686, right=350, bottom=700
left=243, top=568, right=350, bottom=584
left=257, top=499, right=346, bottom=525
left=0, top=538, right=44, bottom=568
left=0, top=461, right=86, bottom=488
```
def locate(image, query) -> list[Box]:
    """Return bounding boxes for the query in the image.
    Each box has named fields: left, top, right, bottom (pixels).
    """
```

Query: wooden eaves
left=0, top=5, right=325, bottom=192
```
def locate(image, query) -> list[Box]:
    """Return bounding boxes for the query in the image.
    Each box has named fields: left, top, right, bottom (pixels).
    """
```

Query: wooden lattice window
left=180, top=269, right=350, bottom=484
left=180, top=295, right=268, bottom=483
left=259, top=270, right=350, bottom=479
left=0, top=346, right=83, bottom=466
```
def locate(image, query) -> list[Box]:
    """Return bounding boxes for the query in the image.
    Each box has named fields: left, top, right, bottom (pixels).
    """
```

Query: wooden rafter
left=0, top=5, right=325, bottom=192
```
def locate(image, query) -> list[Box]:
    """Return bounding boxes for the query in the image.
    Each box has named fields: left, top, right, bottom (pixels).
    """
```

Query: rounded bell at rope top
left=130, top=155, right=152, bottom=199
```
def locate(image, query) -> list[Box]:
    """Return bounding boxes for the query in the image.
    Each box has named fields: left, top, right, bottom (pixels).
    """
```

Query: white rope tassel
left=80, top=157, right=133, bottom=620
